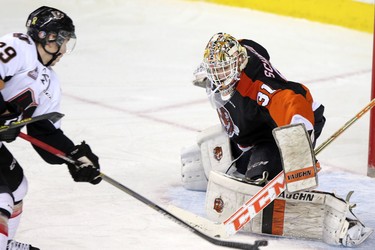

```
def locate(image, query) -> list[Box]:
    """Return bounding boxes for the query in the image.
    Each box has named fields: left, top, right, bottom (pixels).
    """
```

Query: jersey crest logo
left=27, top=67, right=38, bottom=80
left=217, top=106, right=239, bottom=137
left=213, top=146, right=223, bottom=161
left=213, top=197, right=224, bottom=213
left=40, top=68, right=51, bottom=89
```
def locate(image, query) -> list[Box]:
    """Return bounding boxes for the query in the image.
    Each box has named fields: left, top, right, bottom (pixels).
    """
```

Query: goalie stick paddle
left=0, top=112, right=64, bottom=132
left=17, top=132, right=268, bottom=250
left=169, top=98, right=375, bottom=238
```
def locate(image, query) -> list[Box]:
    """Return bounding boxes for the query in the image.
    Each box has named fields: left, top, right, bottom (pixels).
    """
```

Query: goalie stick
left=169, top=97, right=375, bottom=238
left=0, top=112, right=64, bottom=132
left=315, top=97, right=375, bottom=155
left=17, top=132, right=268, bottom=250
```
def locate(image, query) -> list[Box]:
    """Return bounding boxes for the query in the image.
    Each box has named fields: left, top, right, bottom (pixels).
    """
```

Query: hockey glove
left=67, top=141, right=102, bottom=185
left=0, top=102, right=23, bottom=142
left=192, top=63, right=210, bottom=88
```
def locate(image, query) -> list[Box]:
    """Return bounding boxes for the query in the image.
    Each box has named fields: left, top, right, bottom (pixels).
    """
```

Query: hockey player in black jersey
left=181, top=32, right=372, bottom=247
left=199, top=32, right=326, bottom=184
left=0, top=6, right=101, bottom=249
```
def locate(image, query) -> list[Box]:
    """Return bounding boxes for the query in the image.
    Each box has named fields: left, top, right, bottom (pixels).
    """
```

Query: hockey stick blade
left=17, top=133, right=268, bottom=250
left=101, top=174, right=268, bottom=249
left=0, top=112, right=64, bottom=132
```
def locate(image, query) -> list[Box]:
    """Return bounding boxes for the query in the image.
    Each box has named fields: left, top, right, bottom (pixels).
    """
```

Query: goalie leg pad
left=180, top=144, right=207, bottom=191
left=205, top=172, right=373, bottom=246
left=180, top=125, right=233, bottom=191
left=205, top=171, right=261, bottom=231
left=197, top=125, right=233, bottom=177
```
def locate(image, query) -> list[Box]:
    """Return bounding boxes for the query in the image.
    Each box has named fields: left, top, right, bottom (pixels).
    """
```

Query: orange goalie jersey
left=214, top=39, right=324, bottom=149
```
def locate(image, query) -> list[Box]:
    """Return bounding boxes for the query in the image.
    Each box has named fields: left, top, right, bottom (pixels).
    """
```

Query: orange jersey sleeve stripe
left=268, top=89, right=315, bottom=127
left=236, top=72, right=261, bottom=100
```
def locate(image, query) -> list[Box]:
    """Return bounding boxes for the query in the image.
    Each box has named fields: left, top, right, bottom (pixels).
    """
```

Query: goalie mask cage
left=368, top=9, right=375, bottom=178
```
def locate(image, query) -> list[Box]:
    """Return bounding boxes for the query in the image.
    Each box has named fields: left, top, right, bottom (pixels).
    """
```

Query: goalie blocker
left=272, top=123, right=318, bottom=193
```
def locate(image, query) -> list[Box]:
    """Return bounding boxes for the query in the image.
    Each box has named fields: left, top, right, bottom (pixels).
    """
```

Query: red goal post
left=368, top=9, right=375, bottom=177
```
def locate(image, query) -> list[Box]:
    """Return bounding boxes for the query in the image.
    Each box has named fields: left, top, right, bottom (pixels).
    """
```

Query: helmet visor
left=56, top=30, right=76, bottom=54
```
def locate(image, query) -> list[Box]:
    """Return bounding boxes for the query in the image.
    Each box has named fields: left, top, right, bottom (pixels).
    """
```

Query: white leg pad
left=180, top=124, right=233, bottom=191
left=181, top=144, right=207, bottom=191
left=323, top=194, right=350, bottom=245
left=197, top=125, right=233, bottom=178
left=205, top=172, right=373, bottom=246
left=205, top=171, right=261, bottom=232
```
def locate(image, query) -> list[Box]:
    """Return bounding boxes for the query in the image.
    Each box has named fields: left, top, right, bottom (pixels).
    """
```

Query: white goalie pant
left=205, top=171, right=373, bottom=247
left=180, top=125, right=233, bottom=191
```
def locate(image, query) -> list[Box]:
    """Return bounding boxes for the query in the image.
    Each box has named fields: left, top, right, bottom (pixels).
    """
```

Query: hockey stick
left=168, top=98, right=375, bottom=238
left=0, top=112, right=64, bottom=132
left=17, top=132, right=268, bottom=250
left=315, top=97, right=375, bottom=155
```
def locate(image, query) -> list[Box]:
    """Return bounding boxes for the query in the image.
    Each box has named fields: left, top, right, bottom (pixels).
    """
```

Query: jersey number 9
left=0, top=42, right=17, bottom=63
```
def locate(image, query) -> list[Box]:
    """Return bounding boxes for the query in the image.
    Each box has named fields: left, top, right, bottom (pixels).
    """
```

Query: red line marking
left=64, top=69, right=369, bottom=132
left=65, top=93, right=202, bottom=132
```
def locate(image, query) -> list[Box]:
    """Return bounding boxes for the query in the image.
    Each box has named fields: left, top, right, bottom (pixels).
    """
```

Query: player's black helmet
left=26, top=6, right=76, bottom=53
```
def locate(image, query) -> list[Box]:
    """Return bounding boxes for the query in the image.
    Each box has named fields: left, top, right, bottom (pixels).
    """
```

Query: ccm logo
left=224, top=172, right=286, bottom=234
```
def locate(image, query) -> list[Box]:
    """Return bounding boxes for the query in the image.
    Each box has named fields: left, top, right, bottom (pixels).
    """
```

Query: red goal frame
left=368, top=10, right=375, bottom=177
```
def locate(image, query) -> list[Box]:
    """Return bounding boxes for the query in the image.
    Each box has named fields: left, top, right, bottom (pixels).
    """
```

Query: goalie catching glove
left=67, top=141, right=102, bottom=185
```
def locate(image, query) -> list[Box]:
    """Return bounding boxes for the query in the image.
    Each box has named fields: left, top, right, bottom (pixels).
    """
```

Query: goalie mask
left=203, top=33, right=248, bottom=101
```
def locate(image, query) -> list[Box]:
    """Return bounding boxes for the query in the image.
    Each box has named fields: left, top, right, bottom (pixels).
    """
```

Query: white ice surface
left=1, top=0, right=374, bottom=249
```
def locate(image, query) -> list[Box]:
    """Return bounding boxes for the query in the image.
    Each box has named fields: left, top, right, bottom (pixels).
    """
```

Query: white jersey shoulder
left=0, top=32, right=38, bottom=78
left=0, top=32, right=62, bottom=129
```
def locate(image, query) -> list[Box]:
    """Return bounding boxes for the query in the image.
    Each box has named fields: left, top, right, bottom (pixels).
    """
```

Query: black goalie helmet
left=26, top=6, right=76, bottom=54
